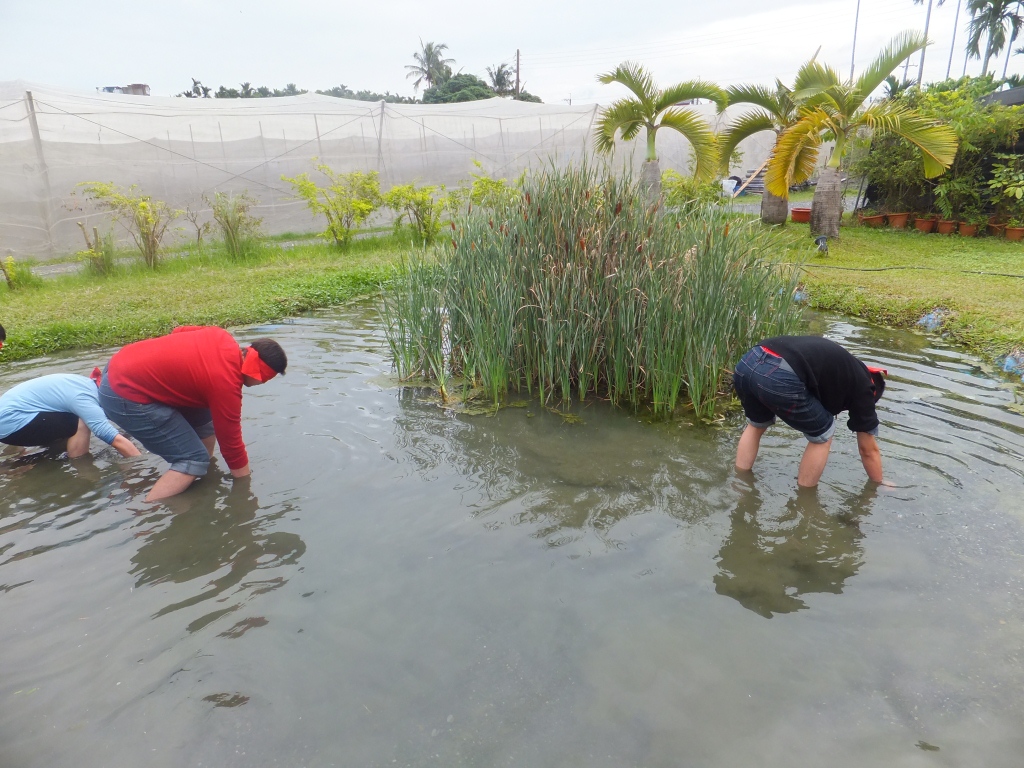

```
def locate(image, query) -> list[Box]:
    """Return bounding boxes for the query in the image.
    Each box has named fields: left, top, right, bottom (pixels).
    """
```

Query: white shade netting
left=0, top=81, right=777, bottom=258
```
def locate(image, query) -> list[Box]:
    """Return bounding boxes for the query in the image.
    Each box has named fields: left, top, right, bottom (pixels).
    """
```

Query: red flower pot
left=861, top=214, right=886, bottom=228
left=913, top=217, right=936, bottom=233
left=886, top=212, right=910, bottom=228
left=790, top=207, right=811, bottom=223
left=958, top=222, right=979, bottom=237
left=987, top=223, right=1006, bottom=237
left=936, top=220, right=957, bottom=235
left=1005, top=226, right=1024, bottom=241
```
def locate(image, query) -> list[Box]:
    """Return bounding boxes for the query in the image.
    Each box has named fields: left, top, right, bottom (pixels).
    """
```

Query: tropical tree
left=966, top=0, right=1024, bottom=75
left=487, top=63, right=515, bottom=96
left=766, top=32, right=959, bottom=239
left=718, top=60, right=824, bottom=225
left=912, top=0, right=947, bottom=86
left=405, top=39, right=455, bottom=92
left=594, top=62, right=727, bottom=206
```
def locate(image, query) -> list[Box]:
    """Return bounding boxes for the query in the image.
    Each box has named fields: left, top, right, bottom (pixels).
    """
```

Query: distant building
left=96, top=84, right=150, bottom=96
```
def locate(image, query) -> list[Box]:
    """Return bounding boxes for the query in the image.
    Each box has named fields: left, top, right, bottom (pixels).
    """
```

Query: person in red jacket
left=98, top=326, right=287, bottom=501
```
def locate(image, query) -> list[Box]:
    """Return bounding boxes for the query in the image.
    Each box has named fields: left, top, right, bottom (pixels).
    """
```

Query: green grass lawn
left=791, top=221, right=1024, bottom=359
left=0, top=237, right=408, bottom=362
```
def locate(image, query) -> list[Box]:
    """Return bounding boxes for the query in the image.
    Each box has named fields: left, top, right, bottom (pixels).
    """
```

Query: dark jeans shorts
left=2, top=411, right=79, bottom=447
left=733, top=346, right=836, bottom=443
left=97, top=373, right=214, bottom=476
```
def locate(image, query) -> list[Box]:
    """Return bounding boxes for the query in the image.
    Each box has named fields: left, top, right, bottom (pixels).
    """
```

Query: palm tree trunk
left=810, top=167, right=843, bottom=239
left=917, top=0, right=934, bottom=86
left=641, top=159, right=661, bottom=212
left=1003, top=30, right=1017, bottom=78
left=760, top=188, right=789, bottom=225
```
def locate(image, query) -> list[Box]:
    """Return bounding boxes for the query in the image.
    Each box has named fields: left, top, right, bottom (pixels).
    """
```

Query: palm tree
left=240, top=82, right=255, bottom=98
left=405, top=39, right=455, bottom=92
left=718, top=58, right=826, bottom=225
left=766, top=32, right=959, bottom=239
left=594, top=62, right=726, bottom=206
left=966, top=0, right=1024, bottom=75
left=487, top=63, right=515, bottom=96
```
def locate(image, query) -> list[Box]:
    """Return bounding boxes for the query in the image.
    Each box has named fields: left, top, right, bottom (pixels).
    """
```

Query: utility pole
left=850, top=0, right=862, bottom=81
left=917, top=0, right=934, bottom=86
left=947, top=0, right=962, bottom=79
left=515, top=49, right=521, bottom=97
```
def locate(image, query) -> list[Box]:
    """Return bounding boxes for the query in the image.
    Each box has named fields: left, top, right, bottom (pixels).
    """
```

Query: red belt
left=760, top=345, right=782, bottom=358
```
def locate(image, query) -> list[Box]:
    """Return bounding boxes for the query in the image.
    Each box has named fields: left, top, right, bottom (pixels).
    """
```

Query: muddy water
left=1, top=304, right=1022, bottom=768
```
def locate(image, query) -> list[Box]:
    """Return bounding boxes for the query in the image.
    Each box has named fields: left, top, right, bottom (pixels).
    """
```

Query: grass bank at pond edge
left=790, top=223, right=1024, bottom=363
left=0, top=237, right=407, bottom=362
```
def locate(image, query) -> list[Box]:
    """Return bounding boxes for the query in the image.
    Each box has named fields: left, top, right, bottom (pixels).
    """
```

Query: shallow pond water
left=1, top=303, right=1023, bottom=768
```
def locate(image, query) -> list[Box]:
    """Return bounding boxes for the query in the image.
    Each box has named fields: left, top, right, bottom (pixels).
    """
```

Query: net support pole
left=313, top=114, right=324, bottom=158
left=375, top=101, right=386, bottom=181
left=25, top=91, right=55, bottom=258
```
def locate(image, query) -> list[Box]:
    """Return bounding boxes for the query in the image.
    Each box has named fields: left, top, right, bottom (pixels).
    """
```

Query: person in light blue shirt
left=0, top=373, right=140, bottom=458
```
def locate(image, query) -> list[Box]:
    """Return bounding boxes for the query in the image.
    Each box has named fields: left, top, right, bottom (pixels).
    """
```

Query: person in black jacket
left=732, top=336, right=887, bottom=487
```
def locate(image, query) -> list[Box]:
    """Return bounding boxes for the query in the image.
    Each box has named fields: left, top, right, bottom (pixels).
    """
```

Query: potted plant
left=886, top=211, right=911, bottom=228
left=859, top=207, right=886, bottom=227
left=790, top=207, right=811, bottom=223
left=913, top=213, right=937, bottom=233
left=935, top=174, right=981, bottom=236
left=958, top=206, right=985, bottom=237
left=987, top=154, right=1024, bottom=241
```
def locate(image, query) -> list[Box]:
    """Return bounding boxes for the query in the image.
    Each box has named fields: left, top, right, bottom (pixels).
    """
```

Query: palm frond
left=765, top=112, right=828, bottom=196
left=854, top=31, right=927, bottom=104
left=594, top=100, right=648, bottom=154
left=656, top=108, right=719, bottom=181
left=857, top=102, right=959, bottom=176
left=596, top=62, right=656, bottom=107
left=653, top=80, right=727, bottom=113
left=717, top=111, right=777, bottom=173
left=724, top=83, right=785, bottom=117
left=793, top=60, right=843, bottom=98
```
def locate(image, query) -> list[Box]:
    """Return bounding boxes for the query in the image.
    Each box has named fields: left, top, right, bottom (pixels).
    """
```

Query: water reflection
left=129, top=475, right=305, bottom=632
left=714, top=480, right=874, bottom=618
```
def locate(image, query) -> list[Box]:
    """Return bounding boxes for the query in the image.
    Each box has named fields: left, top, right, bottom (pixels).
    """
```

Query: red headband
left=241, top=346, right=278, bottom=382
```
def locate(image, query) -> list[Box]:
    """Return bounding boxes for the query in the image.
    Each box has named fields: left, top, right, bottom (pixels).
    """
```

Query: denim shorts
left=732, top=346, right=836, bottom=443
left=97, top=373, right=214, bottom=476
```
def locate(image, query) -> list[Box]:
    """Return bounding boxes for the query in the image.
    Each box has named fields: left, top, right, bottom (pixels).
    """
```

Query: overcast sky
left=1, top=0, right=1014, bottom=103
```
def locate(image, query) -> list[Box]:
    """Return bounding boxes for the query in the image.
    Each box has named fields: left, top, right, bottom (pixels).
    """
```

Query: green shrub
left=661, top=169, right=722, bottom=215
left=380, top=164, right=801, bottom=417
left=383, top=183, right=464, bottom=245
left=282, top=164, right=381, bottom=248
left=77, top=182, right=178, bottom=268
left=207, top=191, right=264, bottom=261
left=75, top=222, right=118, bottom=277
left=0, top=254, right=41, bottom=291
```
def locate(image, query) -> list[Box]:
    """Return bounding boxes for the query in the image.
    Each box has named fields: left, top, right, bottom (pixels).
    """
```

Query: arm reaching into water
left=857, top=432, right=883, bottom=483
left=112, top=434, right=141, bottom=458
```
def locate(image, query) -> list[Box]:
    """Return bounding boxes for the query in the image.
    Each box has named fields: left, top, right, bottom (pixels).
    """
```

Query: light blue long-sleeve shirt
left=0, top=373, right=119, bottom=445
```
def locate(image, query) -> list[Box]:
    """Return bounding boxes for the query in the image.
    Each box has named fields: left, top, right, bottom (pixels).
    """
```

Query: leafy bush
left=382, top=183, right=464, bottom=245
left=207, top=191, right=264, bottom=261
left=78, top=182, right=178, bottom=268
left=0, top=254, right=41, bottom=290
left=468, top=161, right=523, bottom=210
left=76, top=222, right=118, bottom=276
left=661, top=169, right=722, bottom=214
left=422, top=74, right=495, bottom=104
left=282, top=165, right=381, bottom=248
left=380, top=164, right=801, bottom=417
